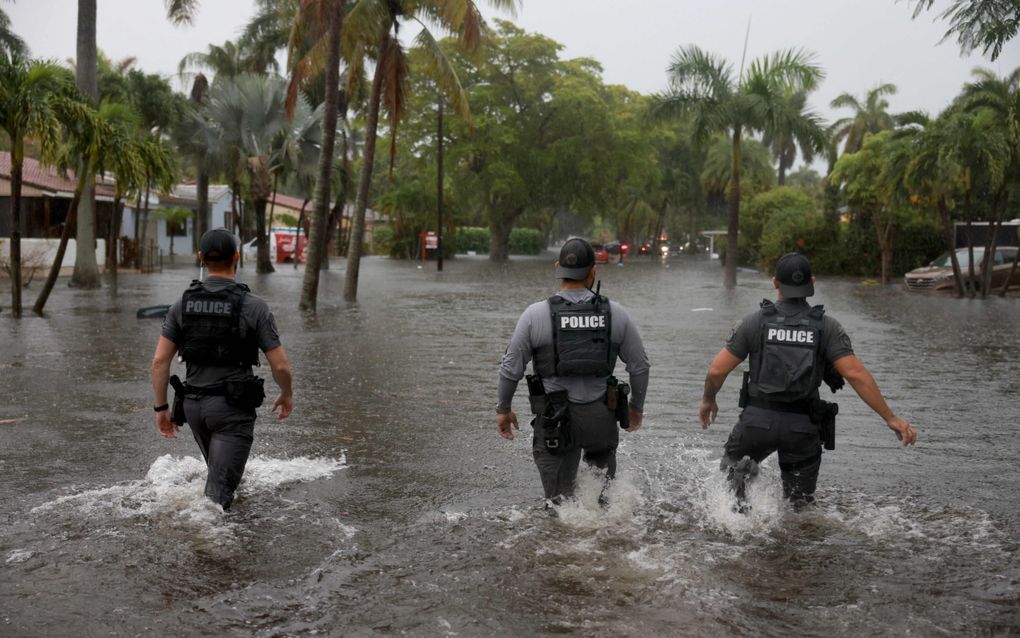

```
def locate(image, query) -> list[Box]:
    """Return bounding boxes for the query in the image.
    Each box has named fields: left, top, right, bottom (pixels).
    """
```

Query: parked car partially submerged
left=589, top=241, right=609, bottom=264
left=904, top=246, right=1020, bottom=292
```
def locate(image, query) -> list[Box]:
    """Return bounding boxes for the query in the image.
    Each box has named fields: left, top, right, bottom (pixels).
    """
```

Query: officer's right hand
left=272, top=393, right=293, bottom=420
left=156, top=411, right=179, bottom=439
left=886, top=415, right=917, bottom=447
left=497, top=411, right=519, bottom=440
left=699, top=398, right=718, bottom=429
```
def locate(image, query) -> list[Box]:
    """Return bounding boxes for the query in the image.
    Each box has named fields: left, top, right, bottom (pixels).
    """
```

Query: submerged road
left=1, top=254, right=1018, bottom=636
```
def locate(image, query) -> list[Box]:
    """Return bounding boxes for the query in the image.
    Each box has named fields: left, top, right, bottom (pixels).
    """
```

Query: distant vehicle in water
left=590, top=241, right=609, bottom=264
left=604, top=241, right=629, bottom=264
left=904, top=247, right=1020, bottom=292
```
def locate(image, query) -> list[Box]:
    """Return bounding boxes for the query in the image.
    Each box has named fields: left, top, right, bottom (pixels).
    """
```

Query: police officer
left=699, top=252, right=916, bottom=509
left=497, top=238, right=650, bottom=505
left=150, top=228, right=293, bottom=510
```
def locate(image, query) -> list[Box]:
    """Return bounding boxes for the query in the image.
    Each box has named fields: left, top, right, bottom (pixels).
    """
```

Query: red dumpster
left=275, top=233, right=308, bottom=263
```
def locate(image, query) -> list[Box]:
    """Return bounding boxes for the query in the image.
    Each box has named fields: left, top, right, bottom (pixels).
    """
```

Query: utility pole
left=436, top=95, right=444, bottom=272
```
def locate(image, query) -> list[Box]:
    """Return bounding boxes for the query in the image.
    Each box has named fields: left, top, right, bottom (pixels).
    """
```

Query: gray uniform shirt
left=498, top=288, right=650, bottom=412
left=726, top=298, right=854, bottom=366
left=161, top=276, right=282, bottom=389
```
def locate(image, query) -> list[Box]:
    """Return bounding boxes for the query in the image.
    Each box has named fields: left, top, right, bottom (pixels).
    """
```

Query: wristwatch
left=153, top=403, right=169, bottom=413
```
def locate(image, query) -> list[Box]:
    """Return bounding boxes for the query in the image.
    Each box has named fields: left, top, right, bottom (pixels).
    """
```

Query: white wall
left=0, top=237, right=106, bottom=270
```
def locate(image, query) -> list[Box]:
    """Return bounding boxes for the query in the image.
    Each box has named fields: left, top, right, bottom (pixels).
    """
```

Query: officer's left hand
left=497, top=411, right=519, bottom=440
left=624, top=407, right=643, bottom=432
left=272, top=393, right=293, bottom=420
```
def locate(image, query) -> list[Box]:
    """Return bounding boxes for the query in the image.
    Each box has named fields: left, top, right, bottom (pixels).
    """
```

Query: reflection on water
left=1, top=255, right=1018, bottom=636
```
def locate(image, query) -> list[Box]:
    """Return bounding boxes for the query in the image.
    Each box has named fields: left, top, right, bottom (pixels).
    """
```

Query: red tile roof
left=0, top=151, right=115, bottom=197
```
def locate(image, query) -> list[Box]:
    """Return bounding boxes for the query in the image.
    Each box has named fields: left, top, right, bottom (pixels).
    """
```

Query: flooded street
left=1, top=254, right=1018, bottom=636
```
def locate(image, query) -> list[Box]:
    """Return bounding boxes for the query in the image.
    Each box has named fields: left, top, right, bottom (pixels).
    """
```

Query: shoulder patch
left=840, top=334, right=853, bottom=351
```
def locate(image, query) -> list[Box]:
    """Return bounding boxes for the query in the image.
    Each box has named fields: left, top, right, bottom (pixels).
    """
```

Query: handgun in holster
left=605, top=376, right=631, bottom=429
left=525, top=373, right=546, bottom=416
left=536, top=391, right=570, bottom=455
left=809, top=398, right=839, bottom=450
left=738, top=371, right=750, bottom=409
left=169, top=374, right=187, bottom=425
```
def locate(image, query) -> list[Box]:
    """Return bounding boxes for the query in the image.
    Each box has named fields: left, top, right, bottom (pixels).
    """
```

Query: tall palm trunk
left=299, top=0, right=346, bottom=309
left=294, top=198, right=309, bottom=270
left=254, top=196, right=274, bottom=273
left=108, top=195, right=123, bottom=285
left=197, top=166, right=209, bottom=239
left=71, top=0, right=101, bottom=288
left=937, top=196, right=965, bottom=298
left=344, top=37, right=386, bottom=303
left=979, top=190, right=1005, bottom=298
left=8, top=141, right=24, bottom=317
left=34, top=177, right=83, bottom=315
left=724, top=125, right=741, bottom=289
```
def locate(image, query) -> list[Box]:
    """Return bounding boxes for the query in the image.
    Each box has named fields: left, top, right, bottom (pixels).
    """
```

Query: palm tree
left=829, top=83, right=897, bottom=155
left=958, top=66, right=1020, bottom=297
left=155, top=206, right=192, bottom=262
left=763, top=90, right=827, bottom=185
left=0, top=51, right=80, bottom=317
left=71, top=0, right=102, bottom=288
left=909, top=0, right=1020, bottom=61
left=205, top=74, right=301, bottom=273
left=653, top=46, right=825, bottom=288
left=0, top=6, right=27, bottom=56
left=296, top=0, right=346, bottom=311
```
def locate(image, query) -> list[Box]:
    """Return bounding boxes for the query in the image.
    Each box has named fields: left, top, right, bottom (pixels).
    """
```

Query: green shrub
left=454, top=226, right=490, bottom=254
left=508, top=228, right=545, bottom=255
left=759, top=207, right=827, bottom=271
left=742, top=187, right=817, bottom=266
left=373, top=225, right=395, bottom=255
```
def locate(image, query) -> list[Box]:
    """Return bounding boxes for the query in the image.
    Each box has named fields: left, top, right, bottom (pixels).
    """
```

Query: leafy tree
left=340, top=0, right=513, bottom=301
left=743, top=186, right=817, bottom=266
left=763, top=90, right=827, bottom=185
left=909, top=0, right=1020, bottom=61
left=653, top=45, right=824, bottom=288
left=0, top=51, right=85, bottom=317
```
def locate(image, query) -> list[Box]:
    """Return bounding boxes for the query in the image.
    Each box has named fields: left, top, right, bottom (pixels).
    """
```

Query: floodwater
left=1, top=254, right=1018, bottom=637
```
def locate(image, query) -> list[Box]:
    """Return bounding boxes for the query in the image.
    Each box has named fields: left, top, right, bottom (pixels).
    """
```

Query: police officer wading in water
left=150, top=228, right=293, bottom=510
left=497, top=238, right=650, bottom=506
left=700, top=253, right=916, bottom=511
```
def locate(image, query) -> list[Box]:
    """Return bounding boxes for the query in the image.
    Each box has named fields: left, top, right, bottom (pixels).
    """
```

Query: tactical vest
left=179, top=280, right=259, bottom=367
left=533, top=294, right=619, bottom=378
left=749, top=299, right=825, bottom=404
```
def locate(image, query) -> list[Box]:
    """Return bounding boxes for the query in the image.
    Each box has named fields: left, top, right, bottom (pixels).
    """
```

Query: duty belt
left=182, top=384, right=227, bottom=397
left=745, top=396, right=811, bottom=415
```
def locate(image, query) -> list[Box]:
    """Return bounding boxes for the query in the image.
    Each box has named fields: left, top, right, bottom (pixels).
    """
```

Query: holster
left=534, top=390, right=570, bottom=455
left=224, top=376, right=265, bottom=411
left=169, top=375, right=187, bottom=425
left=809, top=398, right=839, bottom=450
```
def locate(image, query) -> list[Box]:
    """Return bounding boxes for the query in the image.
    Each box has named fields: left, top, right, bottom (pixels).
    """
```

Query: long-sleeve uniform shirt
left=497, top=288, right=650, bottom=413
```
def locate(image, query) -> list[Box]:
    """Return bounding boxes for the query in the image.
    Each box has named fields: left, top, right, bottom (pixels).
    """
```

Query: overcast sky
left=8, top=0, right=1020, bottom=170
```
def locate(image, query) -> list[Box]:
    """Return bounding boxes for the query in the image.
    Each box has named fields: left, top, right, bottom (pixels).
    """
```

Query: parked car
left=590, top=241, right=609, bottom=264
left=904, top=246, right=1020, bottom=291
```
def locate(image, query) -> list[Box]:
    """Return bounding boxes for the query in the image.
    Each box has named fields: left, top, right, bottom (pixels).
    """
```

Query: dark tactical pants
left=722, top=405, right=823, bottom=505
left=533, top=399, right=618, bottom=501
left=183, top=396, right=256, bottom=509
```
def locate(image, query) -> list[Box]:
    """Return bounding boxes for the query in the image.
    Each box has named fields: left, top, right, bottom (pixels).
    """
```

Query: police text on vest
left=766, top=328, right=814, bottom=343
left=560, top=314, right=606, bottom=329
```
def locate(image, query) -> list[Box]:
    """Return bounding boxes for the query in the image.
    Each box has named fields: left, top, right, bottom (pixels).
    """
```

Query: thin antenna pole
left=738, top=15, right=752, bottom=81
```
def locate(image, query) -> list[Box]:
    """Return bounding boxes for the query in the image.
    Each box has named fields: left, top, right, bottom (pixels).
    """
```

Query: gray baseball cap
left=199, top=228, right=239, bottom=262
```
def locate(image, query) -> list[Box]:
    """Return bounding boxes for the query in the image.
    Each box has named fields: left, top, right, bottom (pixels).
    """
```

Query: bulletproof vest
left=749, top=299, right=825, bottom=404
left=179, top=280, right=259, bottom=367
left=533, top=294, right=618, bottom=378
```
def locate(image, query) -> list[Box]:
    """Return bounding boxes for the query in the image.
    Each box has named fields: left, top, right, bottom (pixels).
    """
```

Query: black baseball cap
left=555, top=238, right=596, bottom=280
left=775, top=252, right=814, bottom=298
left=199, top=228, right=239, bottom=262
